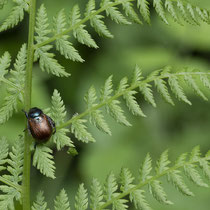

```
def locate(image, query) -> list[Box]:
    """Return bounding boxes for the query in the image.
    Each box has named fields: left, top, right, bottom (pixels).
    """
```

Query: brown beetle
left=23, top=107, right=56, bottom=143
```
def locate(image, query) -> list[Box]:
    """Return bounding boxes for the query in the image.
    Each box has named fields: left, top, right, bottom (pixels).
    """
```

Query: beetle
left=23, top=107, right=56, bottom=143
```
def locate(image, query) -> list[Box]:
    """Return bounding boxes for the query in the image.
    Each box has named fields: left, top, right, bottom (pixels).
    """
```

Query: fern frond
left=71, top=118, right=95, bottom=143
left=86, top=0, right=113, bottom=38
left=153, top=0, right=168, bottom=24
left=54, top=189, right=71, bottom=210
left=32, top=191, right=48, bottom=210
left=121, top=0, right=142, bottom=24
left=3, top=137, right=24, bottom=184
left=184, top=163, right=208, bottom=187
left=137, top=0, right=150, bottom=24
left=70, top=5, right=98, bottom=48
left=184, top=74, right=208, bottom=101
left=75, top=184, right=88, bottom=210
left=165, top=0, right=179, bottom=23
left=139, top=83, right=156, bottom=107
left=85, top=86, right=111, bottom=135
left=0, top=44, right=26, bottom=124
left=156, top=150, right=170, bottom=174
left=35, top=5, right=70, bottom=77
left=139, top=153, right=152, bottom=182
left=155, top=77, right=174, bottom=105
left=51, top=89, right=74, bottom=150
left=33, top=145, right=55, bottom=179
left=58, top=66, right=210, bottom=143
left=101, top=0, right=131, bottom=25
left=0, top=137, right=8, bottom=172
left=90, top=178, right=104, bottom=209
left=0, top=185, right=20, bottom=210
left=168, top=170, right=194, bottom=196
left=53, top=9, right=84, bottom=62
left=0, top=0, right=27, bottom=32
left=168, top=74, right=191, bottom=105
left=0, top=137, right=23, bottom=209
left=149, top=180, right=173, bottom=205
left=0, top=51, right=11, bottom=81
left=47, top=147, right=210, bottom=209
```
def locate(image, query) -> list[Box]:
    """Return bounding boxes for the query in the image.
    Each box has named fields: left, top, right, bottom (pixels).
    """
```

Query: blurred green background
left=1, top=0, right=210, bottom=209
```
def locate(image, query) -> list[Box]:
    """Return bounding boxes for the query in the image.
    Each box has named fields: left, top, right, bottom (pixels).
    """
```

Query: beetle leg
left=47, top=115, right=56, bottom=134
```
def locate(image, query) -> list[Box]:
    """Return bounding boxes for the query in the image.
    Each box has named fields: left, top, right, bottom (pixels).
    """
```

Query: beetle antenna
left=22, top=109, right=28, bottom=118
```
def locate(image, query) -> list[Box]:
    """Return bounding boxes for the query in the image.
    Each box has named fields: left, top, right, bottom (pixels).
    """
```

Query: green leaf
left=54, top=189, right=71, bottom=210
left=153, top=0, right=168, bottom=24
left=33, top=145, right=56, bottom=179
left=184, top=74, right=208, bottom=101
left=200, top=73, right=210, bottom=89
left=35, top=4, right=51, bottom=43
left=35, top=5, right=70, bottom=77
left=165, top=0, right=178, bottom=23
left=100, top=75, right=113, bottom=102
left=0, top=137, right=9, bottom=172
left=168, top=75, right=191, bottom=105
left=107, top=99, right=131, bottom=126
left=90, top=178, right=104, bottom=209
left=149, top=180, right=173, bottom=205
left=51, top=89, right=67, bottom=124
left=155, top=78, right=174, bottom=105
left=54, top=9, right=84, bottom=62
left=130, top=189, right=152, bottom=210
left=139, top=153, right=152, bottom=182
left=120, top=168, right=135, bottom=192
left=186, top=3, right=198, bottom=25
left=156, top=150, right=170, bottom=174
left=139, top=83, right=156, bottom=107
left=87, top=0, right=113, bottom=38
left=75, top=184, right=88, bottom=210
left=0, top=52, right=11, bottom=80
left=53, top=128, right=74, bottom=151
left=195, top=7, right=209, bottom=22
left=0, top=185, right=20, bottom=210
left=184, top=164, right=208, bottom=187
left=0, top=3, right=25, bottom=32
left=131, top=65, right=143, bottom=86
left=137, top=0, right=150, bottom=24
left=199, top=159, right=210, bottom=180
left=70, top=5, right=98, bottom=48
left=85, top=86, right=111, bottom=135
left=101, top=0, right=131, bottom=25
left=121, top=0, right=142, bottom=24
left=32, top=191, right=49, bottom=210
left=4, top=137, right=24, bottom=184
left=168, top=170, right=194, bottom=196
left=189, top=146, right=201, bottom=162
left=71, top=118, right=95, bottom=143
left=177, top=0, right=191, bottom=24
left=104, top=172, right=118, bottom=201
left=0, top=44, right=26, bottom=124
left=35, top=46, right=70, bottom=77
left=123, top=90, right=146, bottom=117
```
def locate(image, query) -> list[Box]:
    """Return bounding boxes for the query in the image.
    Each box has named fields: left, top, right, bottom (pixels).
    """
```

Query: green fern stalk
left=22, top=0, right=37, bottom=209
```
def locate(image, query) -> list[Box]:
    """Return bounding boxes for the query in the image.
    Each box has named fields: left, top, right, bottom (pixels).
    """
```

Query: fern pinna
left=0, top=0, right=210, bottom=209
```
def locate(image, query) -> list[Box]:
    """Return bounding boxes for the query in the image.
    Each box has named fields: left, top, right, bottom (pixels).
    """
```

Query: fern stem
left=98, top=156, right=209, bottom=209
left=0, top=176, right=22, bottom=192
left=22, top=0, right=36, bottom=209
left=34, top=0, right=133, bottom=50
left=57, top=71, right=210, bottom=130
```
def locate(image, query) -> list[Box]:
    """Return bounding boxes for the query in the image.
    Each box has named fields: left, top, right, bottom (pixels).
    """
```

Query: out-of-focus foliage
left=0, top=0, right=210, bottom=209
